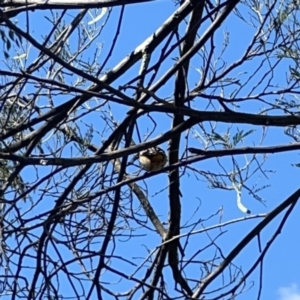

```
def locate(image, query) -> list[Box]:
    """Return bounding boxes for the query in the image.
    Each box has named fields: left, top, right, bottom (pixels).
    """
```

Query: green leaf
left=211, top=132, right=226, bottom=142
left=232, top=129, right=255, bottom=146
left=6, top=39, right=11, bottom=51
left=8, top=29, right=14, bottom=41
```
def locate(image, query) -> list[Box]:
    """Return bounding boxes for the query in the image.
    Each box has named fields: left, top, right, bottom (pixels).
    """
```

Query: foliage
left=1, top=0, right=300, bottom=299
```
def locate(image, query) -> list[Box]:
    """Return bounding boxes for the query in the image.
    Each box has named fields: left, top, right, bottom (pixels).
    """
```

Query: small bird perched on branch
left=139, top=146, right=167, bottom=172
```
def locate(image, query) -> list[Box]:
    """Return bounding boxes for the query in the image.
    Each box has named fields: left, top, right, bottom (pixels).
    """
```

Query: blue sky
left=278, top=284, right=300, bottom=300
left=1, top=0, right=300, bottom=299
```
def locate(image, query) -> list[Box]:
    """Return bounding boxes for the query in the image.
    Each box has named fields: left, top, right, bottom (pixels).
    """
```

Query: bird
left=139, top=146, right=167, bottom=172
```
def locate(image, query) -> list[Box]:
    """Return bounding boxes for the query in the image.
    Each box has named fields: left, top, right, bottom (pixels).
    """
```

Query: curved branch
left=192, top=186, right=300, bottom=298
